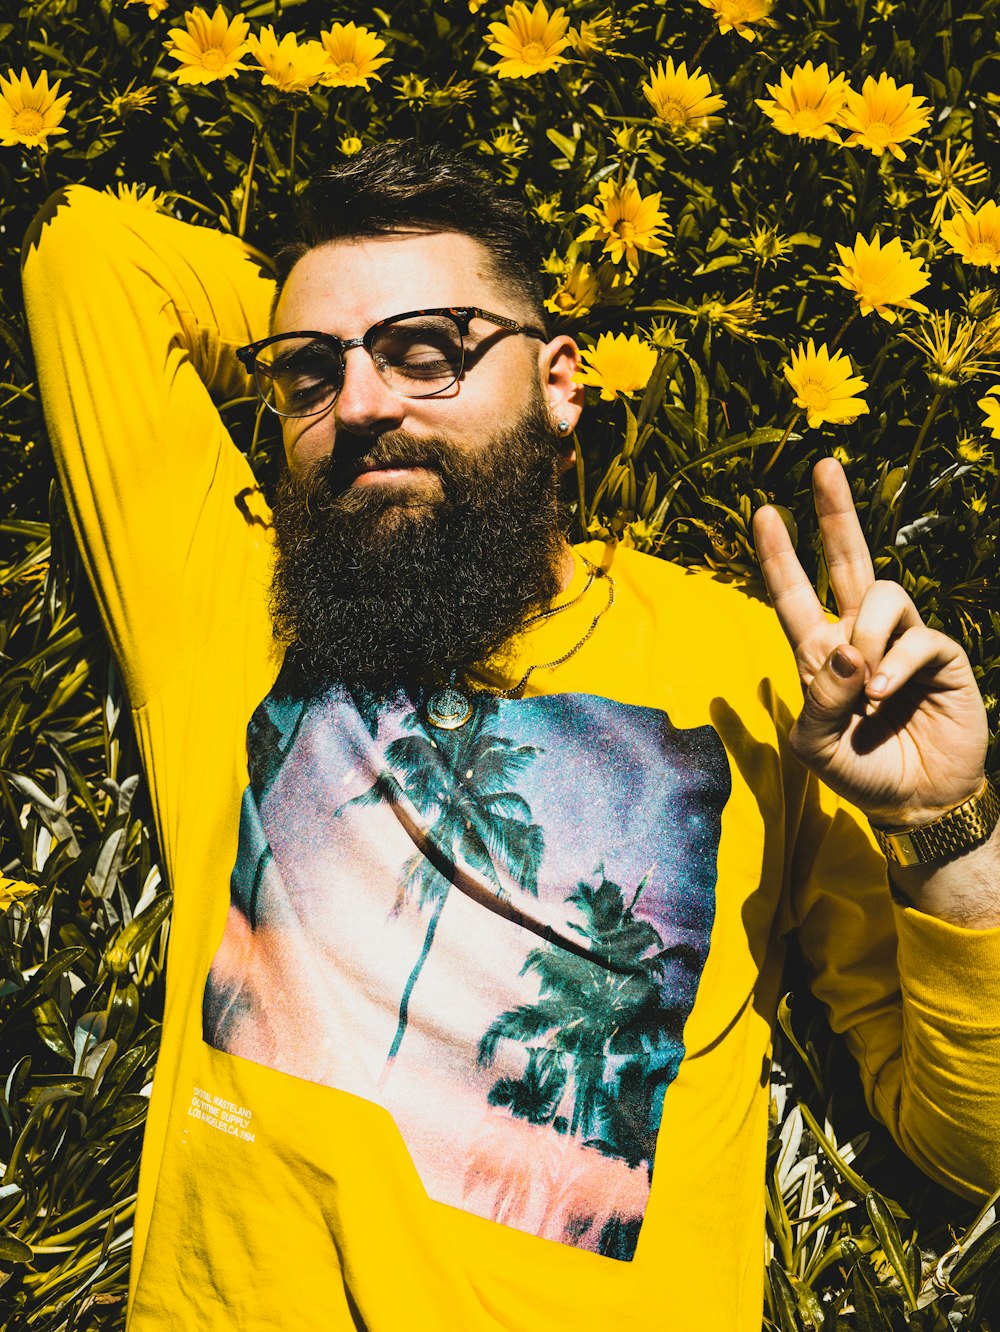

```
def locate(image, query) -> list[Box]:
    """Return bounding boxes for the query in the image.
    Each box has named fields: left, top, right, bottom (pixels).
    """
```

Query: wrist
left=870, top=777, right=1000, bottom=868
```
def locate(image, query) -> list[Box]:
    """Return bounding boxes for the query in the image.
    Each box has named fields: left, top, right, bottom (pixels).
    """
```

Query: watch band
left=870, top=777, right=1000, bottom=867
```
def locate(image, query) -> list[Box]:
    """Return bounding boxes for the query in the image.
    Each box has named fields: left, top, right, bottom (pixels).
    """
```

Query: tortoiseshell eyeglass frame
left=234, top=306, right=550, bottom=417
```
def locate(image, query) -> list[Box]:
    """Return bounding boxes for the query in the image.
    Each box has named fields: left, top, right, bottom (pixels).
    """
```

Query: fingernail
left=832, top=648, right=856, bottom=679
left=868, top=673, right=889, bottom=696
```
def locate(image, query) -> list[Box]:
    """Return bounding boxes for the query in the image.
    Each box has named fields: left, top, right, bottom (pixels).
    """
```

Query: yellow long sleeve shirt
left=22, top=186, right=1000, bottom=1331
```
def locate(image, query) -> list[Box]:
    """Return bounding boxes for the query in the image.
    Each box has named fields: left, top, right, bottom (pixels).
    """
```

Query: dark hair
left=276, top=139, right=547, bottom=323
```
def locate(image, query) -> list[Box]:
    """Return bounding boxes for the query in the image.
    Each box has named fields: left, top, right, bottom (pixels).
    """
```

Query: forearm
left=22, top=186, right=275, bottom=703
left=888, top=821, right=1000, bottom=929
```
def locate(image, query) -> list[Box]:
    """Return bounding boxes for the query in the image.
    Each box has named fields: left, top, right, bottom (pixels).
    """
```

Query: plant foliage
left=1, top=0, right=999, bottom=1326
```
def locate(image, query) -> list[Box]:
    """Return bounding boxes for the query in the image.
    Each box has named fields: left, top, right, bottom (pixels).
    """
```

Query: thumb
left=791, top=646, right=867, bottom=762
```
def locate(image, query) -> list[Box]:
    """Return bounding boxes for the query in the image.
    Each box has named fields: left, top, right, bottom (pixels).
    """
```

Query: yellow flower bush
left=840, top=74, right=931, bottom=160
left=319, top=23, right=390, bottom=89
left=698, top=0, right=773, bottom=41
left=486, top=0, right=572, bottom=79
left=832, top=233, right=930, bottom=322
left=247, top=27, right=328, bottom=94
left=125, top=0, right=170, bottom=16
left=0, top=68, right=70, bottom=149
left=3, top=2, right=1000, bottom=1323
left=574, top=333, right=659, bottom=399
left=978, top=391, right=1000, bottom=440
left=642, top=59, right=725, bottom=130
left=165, top=5, right=249, bottom=85
left=755, top=62, right=848, bottom=143
left=940, top=201, right=1000, bottom=271
left=785, top=340, right=870, bottom=427
left=577, top=179, right=669, bottom=272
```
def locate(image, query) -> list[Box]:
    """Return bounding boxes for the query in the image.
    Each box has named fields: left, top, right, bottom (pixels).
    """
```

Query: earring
left=556, top=419, right=571, bottom=433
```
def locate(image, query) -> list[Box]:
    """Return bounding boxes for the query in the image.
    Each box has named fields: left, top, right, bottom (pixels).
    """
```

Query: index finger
left=813, top=457, right=875, bottom=617
left=752, top=503, right=827, bottom=652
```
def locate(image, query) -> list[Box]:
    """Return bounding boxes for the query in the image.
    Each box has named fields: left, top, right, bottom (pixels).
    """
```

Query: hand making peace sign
left=753, top=458, right=988, bottom=829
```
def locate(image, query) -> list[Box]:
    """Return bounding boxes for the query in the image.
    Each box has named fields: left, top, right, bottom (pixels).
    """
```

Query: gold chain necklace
left=424, top=558, right=615, bottom=731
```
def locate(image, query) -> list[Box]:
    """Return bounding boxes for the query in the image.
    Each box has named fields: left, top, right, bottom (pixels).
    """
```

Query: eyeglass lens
left=254, top=314, right=466, bottom=417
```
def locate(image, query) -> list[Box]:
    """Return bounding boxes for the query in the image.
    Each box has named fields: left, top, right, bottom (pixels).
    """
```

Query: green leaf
left=0, top=1231, right=34, bottom=1264
left=104, top=892, right=173, bottom=976
left=866, top=1191, right=917, bottom=1310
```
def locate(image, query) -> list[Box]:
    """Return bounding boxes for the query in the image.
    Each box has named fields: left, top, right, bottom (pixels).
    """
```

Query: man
left=22, top=141, right=1000, bottom=1330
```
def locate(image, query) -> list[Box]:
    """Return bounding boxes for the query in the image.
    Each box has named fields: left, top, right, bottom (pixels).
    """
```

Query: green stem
left=759, top=410, right=802, bottom=478
left=892, top=389, right=947, bottom=533
left=237, top=122, right=266, bottom=240
left=574, top=432, right=589, bottom=539
left=853, top=156, right=875, bottom=231
left=288, top=107, right=299, bottom=190
left=689, top=29, right=714, bottom=64
left=35, top=146, right=50, bottom=193
left=829, top=307, right=859, bottom=351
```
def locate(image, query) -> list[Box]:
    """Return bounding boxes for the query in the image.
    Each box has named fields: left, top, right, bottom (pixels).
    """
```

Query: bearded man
left=23, top=141, right=1000, bottom=1331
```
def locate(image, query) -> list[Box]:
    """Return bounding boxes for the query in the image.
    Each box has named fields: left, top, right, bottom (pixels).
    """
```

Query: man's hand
left=752, top=457, right=988, bottom=829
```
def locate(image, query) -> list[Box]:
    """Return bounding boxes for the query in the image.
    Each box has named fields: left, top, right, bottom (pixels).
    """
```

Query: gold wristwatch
left=870, top=777, right=1000, bottom=867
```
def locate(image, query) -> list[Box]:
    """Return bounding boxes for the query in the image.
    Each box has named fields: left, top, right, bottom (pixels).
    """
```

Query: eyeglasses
left=235, top=306, right=549, bottom=418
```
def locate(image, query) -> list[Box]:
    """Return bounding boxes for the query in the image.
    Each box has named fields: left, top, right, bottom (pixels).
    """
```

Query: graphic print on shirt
left=203, top=683, right=731, bottom=1260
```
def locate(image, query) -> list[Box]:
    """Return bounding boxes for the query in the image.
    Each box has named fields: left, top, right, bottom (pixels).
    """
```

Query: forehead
left=274, top=230, right=505, bottom=335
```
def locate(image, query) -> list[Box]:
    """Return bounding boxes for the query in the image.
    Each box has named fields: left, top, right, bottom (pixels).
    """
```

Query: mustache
left=312, top=431, right=455, bottom=493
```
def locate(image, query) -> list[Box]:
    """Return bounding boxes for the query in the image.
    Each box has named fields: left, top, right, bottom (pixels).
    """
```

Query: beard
left=268, top=391, right=569, bottom=698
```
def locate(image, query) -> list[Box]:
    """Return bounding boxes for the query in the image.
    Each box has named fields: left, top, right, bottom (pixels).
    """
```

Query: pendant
left=425, top=683, right=473, bottom=730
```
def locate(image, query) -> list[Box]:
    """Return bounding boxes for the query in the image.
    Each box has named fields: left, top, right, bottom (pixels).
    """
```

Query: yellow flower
left=574, top=332, right=659, bottom=400
left=698, top=0, right=773, bottom=42
left=339, top=134, right=363, bottom=156
left=0, top=876, right=40, bottom=914
left=940, top=202, right=1000, bottom=272
left=755, top=61, right=848, bottom=143
left=916, top=141, right=990, bottom=230
left=698, top=292, right=761, bottom=339
left=247, top=26, right=328, bottom=94
left=642, top=59, right=725, bottom=129
left=165, top=6, right=249, bottom=85
left=832, top=232, right=930, bottom=323
left=577, top=178, right=670, bottom=272
left=319, top=23, right=390, bottom=88
left=957, top=434, right=990, bottom=462
left=840, top=73, right=931, bottom=161
left=978, top=391, right=1000, bottom=441
left=784, top=340, right=870, bottom=427
left=0, top=68, right=70, bottom=149
left=109, top=182, right=166, bottom=210
left=901, top=310, right=1000, bottom=388
left=545, top=260, right=601, bottom=318
left=103, top=82, right=157, bottom=118
left=567, top=10, right=624, bottom=57
left=125, top=0, right=169, bottom=15
left=486, top=0, right=572, bottom=79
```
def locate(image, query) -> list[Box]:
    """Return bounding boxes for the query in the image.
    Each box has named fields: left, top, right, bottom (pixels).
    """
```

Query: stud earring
left=556, top=419, right=571, bottom=433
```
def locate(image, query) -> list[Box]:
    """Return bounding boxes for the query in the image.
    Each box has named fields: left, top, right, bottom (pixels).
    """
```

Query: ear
left=539, top=335, right=584, bottom=472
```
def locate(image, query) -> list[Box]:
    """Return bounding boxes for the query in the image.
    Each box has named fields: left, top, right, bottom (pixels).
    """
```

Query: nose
left=332, top=342, right=407, bottom=438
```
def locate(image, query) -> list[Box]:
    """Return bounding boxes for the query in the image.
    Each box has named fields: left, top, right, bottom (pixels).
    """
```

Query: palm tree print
left=478, top=868, right=697, bottom=1171
left=339, top=697, right=546, bottom=1071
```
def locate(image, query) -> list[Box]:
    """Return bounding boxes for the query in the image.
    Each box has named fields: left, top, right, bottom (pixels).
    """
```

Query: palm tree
left=478, top=868, right=699, bottom=1169
left=339, top=697, right=546, bottom=1072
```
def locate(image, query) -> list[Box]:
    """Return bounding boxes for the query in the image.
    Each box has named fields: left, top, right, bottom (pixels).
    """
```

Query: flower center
left=614, top=220, right=637, bottom=244
left=338, top=61, right=358, bottom=77
left=521, top=41, right=546, bottom=61
left=799, top=381, right=832, bottom=411
left=969, top=240, right=1000, bottom=266
left=720, top=0, right=750, bottom=21
left=658, top=98, right=690, bottom=126
left=794, top=107, right=823, bottom=131
left=13, top=107, right=44, bottom=135
left=201, top=47, right=227, bottom=71
left=860, top=283, right=886, bottom=307
left=863, top=119, right=893, bottom=147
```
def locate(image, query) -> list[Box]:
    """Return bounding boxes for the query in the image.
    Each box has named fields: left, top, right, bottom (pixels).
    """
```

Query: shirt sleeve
left=21, top=185, right=277, bottom=708
left=788, top=775, right=1000, bottom=1200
